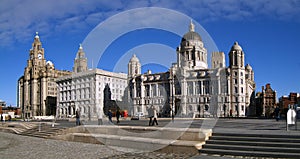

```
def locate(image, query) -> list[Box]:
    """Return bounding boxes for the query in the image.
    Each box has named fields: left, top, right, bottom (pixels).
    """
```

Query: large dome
left=181, top=31, right=202, bottom=42
left=181, top=20, right=202, bottom=42
left=231, top=42, right=243, bottom=51
left=130, top=54, right=139, bottom=63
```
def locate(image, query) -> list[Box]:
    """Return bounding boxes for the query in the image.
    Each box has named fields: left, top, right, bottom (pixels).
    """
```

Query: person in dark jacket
left=116, top=109, right=121, bottom=123
left=75, top=109, right=80, bottom=126
left=108, top=110, right=113, bottom=122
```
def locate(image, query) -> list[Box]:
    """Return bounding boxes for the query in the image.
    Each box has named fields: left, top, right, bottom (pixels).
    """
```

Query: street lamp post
left=171, top=77, right=174, bottom=122
left=169, top=68, right=175, bottom=122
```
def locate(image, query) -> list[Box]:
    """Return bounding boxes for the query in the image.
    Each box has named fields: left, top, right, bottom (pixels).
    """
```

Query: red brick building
left=0, top=106, right=21, bottom=117
left=255, top=84, right=277, bottom=117
left=279, top=92, right=300, bottom=114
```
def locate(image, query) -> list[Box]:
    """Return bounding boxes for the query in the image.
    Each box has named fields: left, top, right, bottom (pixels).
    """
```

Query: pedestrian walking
left=108, top=110, right=113, bottom=123
left=274, top=106, right=280, bottom=121
left=116, top=109, right=121, bottom=124
left=75, top=109, right=81, bottom=126
left=98, top=110, right=103, bottom=125
left=152, top=106, right=158, bottom=126
left=0, top=114, right=3, bottom=122
left=147, top=106, right=154, bottom=126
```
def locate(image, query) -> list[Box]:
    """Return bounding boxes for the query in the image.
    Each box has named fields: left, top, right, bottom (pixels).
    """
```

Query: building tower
left=177, top=20, right=207, bottom=70
left=18, top=33, right=71, bottom=118
left=211, top=52, right=225, bottom=69
left=128, top=54, right=141, bottom=78
left=73, top=44, right=88, bottom=73
left=229, top=42, right=247, bottom=117
left=127, top=54, right=142, bottom=115
left=24, top=32, right=47, bottom=117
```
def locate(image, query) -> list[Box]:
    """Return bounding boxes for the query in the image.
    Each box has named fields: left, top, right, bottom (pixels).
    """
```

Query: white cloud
left=0, top=0, right=299, bottom=47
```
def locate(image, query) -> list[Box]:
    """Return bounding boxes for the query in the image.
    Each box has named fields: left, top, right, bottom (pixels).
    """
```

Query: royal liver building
left=128, top=22, right=255, bottom=117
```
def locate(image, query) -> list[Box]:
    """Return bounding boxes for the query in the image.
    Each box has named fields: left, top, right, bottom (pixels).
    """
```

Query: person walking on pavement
left=108, top=110, right=113, bottom=123
left=116, top=109, right=121, bottom=124
left=148, top=106, right=154, bottom=126
left=152, top=106, right=158, bottom=126
left=98, top=110, right=103, bottom=125
left=75, top=109, right=81, bottom=126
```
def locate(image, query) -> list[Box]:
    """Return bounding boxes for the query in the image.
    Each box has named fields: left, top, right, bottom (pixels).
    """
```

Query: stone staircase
left=199, top=132, right=300, bottom=158
left=51, top=125, right=212, bottom=154
left=19, top=123, right=67, bottom=138
left=0, top=122, right=38, bottom=134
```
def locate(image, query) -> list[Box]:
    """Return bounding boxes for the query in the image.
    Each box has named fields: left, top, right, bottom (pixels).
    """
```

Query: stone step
left=51, top=125, right=212, bottom=154
left=21, top=133, right=52, bottom=138
left=70, top=125, right=212, bottom=141
left=206, top=139, right=300, bottom=148
left=213, top=132, right=300, bottom=139
left=66, top=133, right=204, bottom=154
left=19, top=125, right=66, bottom=138
left=210, top=135, right=300, bottom=143
left=11, top=128, right=27, bottom=134
left=20, top=123, right=38, bottom=129
left=200, top=132, right=300, bottom=158
left=203, top=144, right=300, bottom=154
left=1, top=127, right=27, bottom=134
left=199, top=148, right=300, bottom=158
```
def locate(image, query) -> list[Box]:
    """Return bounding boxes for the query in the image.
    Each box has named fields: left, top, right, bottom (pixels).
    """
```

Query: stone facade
left=56, top=46, right=127, bottom=120
left=17, top=33, right=71, bottom=118
left=128, top=22, right=256, bottom=117
left=255, top=84, right=277, bottom=117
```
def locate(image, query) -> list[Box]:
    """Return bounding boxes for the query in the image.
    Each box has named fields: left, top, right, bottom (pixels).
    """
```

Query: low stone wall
left=51, top=125, right=212, bottom=154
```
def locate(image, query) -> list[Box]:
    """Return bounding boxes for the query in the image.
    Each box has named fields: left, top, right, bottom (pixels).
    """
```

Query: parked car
left=131, top=112, right=144, bottom=120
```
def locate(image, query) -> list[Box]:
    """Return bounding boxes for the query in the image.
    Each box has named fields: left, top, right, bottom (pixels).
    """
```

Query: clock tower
left=30, top=32, right=45, bottom=61
left=18, top=33, right=71, bottom=118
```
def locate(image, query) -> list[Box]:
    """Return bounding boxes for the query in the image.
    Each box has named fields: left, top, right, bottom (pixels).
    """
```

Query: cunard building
left=128, top=22, right=256, bottom=117
left=18, top=33, right=71, bottom=118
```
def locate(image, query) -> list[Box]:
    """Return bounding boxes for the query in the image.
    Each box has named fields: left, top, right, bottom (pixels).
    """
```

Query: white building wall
left=56, top=69, right=127, bottom=120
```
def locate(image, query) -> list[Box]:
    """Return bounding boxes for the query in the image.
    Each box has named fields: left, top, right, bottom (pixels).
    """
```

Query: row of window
left=60, top=89, right=125, bottom=101
left=134, top=98, right=165, bottom=105
left=234, top=78, right=244, bottom=84
left=233, top=71, right=243, bottom=77
left=187, top=81, right=211, bottom=95
left=234, top=86, right=244, bottom=94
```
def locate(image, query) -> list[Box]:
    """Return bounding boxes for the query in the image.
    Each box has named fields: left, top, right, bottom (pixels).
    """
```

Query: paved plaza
left=79, top=117, right=300, bottom=136
left=0, top=118, right=299, bottom=159
left=0, top=132, right=228, bottom=159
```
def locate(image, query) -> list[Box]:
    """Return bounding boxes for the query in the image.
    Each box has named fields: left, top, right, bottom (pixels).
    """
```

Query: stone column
left=23, top=80, right=29, bottom=118
left=200, top=81, right=204, bottom=95
left=155, top=84, right=158, bottom=97
left=140, top=80, right=145, bottom=114
left=31, top=79, right=38, bottom=116
left=41, top=77, right=47, bottom=116
left=181, top=77, right=187, bottom=116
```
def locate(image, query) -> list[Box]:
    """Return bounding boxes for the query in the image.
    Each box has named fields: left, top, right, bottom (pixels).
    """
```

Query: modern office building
left=128, top=21, right=256, bottom=117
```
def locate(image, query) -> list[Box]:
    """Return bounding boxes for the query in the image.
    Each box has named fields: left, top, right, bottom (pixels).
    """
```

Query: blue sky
left=0, top=0, right=300, bottom=106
